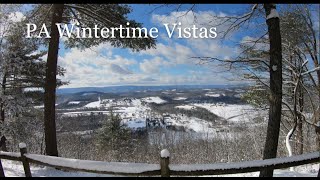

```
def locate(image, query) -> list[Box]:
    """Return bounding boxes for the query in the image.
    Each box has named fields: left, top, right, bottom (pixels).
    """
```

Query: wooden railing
left=0, top=143, right=319, bottom=177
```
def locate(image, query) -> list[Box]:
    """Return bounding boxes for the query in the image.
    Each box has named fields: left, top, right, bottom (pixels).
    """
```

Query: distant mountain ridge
left=57, top=84, right=245, bottom=95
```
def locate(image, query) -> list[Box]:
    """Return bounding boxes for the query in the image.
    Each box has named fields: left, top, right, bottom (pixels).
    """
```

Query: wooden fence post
left=0, top=136, right=7, bottom=152
left=0, top=159, right=5, bottom=177
left=160, top=149, right=170, bottom=177
left=19, top=143, right=32, bottom=177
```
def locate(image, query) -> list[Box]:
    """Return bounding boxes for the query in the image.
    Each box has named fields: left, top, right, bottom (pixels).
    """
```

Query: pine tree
left=28, top=4, right=156, bottom=156
left=0, top=6, right=66, bottom=151
left=97, top=108, right=131, bottom=160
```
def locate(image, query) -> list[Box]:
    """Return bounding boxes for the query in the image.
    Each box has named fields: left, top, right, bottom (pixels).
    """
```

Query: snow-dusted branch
left=301, top=66, right=320, bottom=76
left=207, top=4, right=259, bottom=38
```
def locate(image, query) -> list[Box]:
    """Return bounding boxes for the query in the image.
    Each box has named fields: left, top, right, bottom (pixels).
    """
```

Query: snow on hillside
left=64, top=97, right=264, bottom=133
left=173, top=97, right=187, bottom=101
left=176, top=105, right=195, bottom=110
left=141, top=97, right=167, bottom=104
left=60, top=96, right=266, bottom=135
left=124, top=119, right=146, bottom=129
left=34, top=104, right=58, bottom=109
left=61, top=111, right=110, bottom=117
left=177, top=103, right=263, bottom=123
left=193, top=103, right=262, bottom=122
left=164, top=114, right=215, bottom=135
left=205, top=93, right=221, bottom=97
left=68, top=101, right=81, bottom=105
left=1, top=159, right=318, bottom=177
left=81, top=92, right=97, bottom=96
left=84, top=100, right=102, bottom=108
left=83, top=98, right=125, bottom=108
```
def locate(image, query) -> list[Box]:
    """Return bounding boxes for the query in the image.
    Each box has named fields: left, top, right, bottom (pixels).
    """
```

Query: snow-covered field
left=176, top=105, right=195, bottom=110
left=176, top=103, right=266, bottom=123
left=173, top=97, right=187, bottom=101
left=205, top=93, right=222, bottom=97
left=165, top=114, right=215, bottom=134
left=1, top=159, right=318, bottom=177
left=141, top=96, right=167, bottom=104
left=68, top=101, right=81, bottom=105
left=57, top=96, right=267, bottom=136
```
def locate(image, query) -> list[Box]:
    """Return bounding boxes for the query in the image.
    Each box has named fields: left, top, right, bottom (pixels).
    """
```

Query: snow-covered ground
left=84, top=99, right=102, bottom=108
left=209, top=163, right=319, bottom=177
left=176, top=103, right=265, bottom=123
left=59, top=96, right=267, bottom=136
left=165, top=114, right=215, bottom=134
left=1, top=159, right=318, bottom=177
left=1, top=159, right=115, bottom=177
left=68, top=101, right=81, bottom=105
left=205, top=93, right=221, bottom=97
left=81, top=92, right=97, bottom=96
left=176, top=105, right=195, bottom=110
left=173, top=97, right=187, bottom=101
left=82, top=96, right=166, bottom=108
left=34, top=104, right=58, bottom=109
left=141, top=96, right=167, bottom=104
left=124, top=119, right=146, bottom=129
left=194, top=103, right=258, bottom=122
left=54, top=94, right=270, bottom=140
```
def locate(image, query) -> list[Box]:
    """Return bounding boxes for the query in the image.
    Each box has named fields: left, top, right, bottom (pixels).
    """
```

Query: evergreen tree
left=28, top=4, right=156, bottom=156
left=0, top=5, right=66, bottom=151
left=97, top=108, right=131, bottom=160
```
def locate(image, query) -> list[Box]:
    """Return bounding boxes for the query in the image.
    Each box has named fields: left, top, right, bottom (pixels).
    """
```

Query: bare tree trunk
left=259, top=4, right=283, bottom=177
left=316, top=125, right=320, bottom=151
left=316, top=44, right=320, bottom=178
left=317, top=77, right=320, bottom=151
left=296, top=86, right=303, bottom=155
left=0, top=136, right=7, bottom=152
left=285, top=127, right=294, bottom=171
left=44, top=4, right=64, bottom=156
left=318, top=117, right=320, bottom=176
left=0, top=104, right=4, bottom=122
left=0, top=75, right=7, bottom=152
left=0, top=74, right=6, bottom=122
left=315, top=69, right=320, bottom=151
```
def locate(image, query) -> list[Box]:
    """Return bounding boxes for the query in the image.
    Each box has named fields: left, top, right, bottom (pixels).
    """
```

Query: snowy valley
left=51, top=86, right=266, bottom=138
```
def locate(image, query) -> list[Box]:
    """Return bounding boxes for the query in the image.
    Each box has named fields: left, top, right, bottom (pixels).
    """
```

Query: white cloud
left=152, top=10, right=234, bottom=39
left=140, top=57, right=163, bottom=74
left=109, top=64, right=132, bottom=74
left=56, top=9, right=245, bottom=88
left=57, top=43, right=139, bottom=87
left=140, top=77, right=157, bottom=82
left=138, top=42, right=195, bottom=65
left=132, top=10, right=238, bottom=76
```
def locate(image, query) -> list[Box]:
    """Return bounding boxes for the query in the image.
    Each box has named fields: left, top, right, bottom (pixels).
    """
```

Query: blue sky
left=21, top=4, right=312, bottom=89
left=54, top=4, right=261, bottom=88
left=6, top=4, right=318, bottom=88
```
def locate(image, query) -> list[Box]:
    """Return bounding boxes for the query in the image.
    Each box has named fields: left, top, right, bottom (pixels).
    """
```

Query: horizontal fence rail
left=0, top=143, right=319, bottom=177
left=0, top=151, right=21, bottom=161
left=169, top=152, right=320, bottom=176
left=25, top=154, right=160, bottom=176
